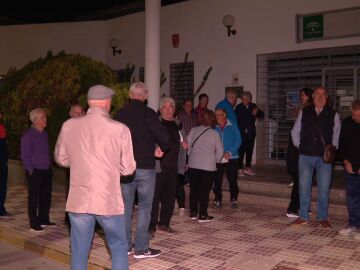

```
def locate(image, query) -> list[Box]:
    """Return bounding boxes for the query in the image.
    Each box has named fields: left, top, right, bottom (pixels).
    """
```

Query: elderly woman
left=234, top=91, right=264, bottom=176
left=21, top=108, right=55, bottom=232
left=149, top=97, right=181, bottom=236
left=213, top=108, right=242, bottom=209
left=187, top=110, right=223, bottom=222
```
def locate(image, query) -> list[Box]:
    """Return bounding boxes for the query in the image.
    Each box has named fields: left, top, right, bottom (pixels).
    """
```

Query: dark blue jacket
left=234, top=103, right=264, bottom=137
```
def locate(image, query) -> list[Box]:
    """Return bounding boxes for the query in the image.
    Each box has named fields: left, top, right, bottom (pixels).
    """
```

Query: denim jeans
left=298, top=154, right=332, bottom=221
left=121, top=169, right=156, bottom=251
left=68, top=213, right=128, bottom=270
left=345, top=172, right=360, bottom=228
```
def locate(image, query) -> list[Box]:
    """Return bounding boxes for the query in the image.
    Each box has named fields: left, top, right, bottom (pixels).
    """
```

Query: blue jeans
left=298, top=154, right=332, bottom=221
left=121, top=169, right=156, bottom=251
left=69, top=213, right=128, bottom=270
left=345, top=172, right=360, bottom=228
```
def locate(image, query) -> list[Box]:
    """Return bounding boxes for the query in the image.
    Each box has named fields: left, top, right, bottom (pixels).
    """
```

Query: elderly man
left=291, top=87, right=341, bottom=228
left=115, top=82, right=170, bottom=259
left=55, top=85, right=136, bottom=270
left=21, top=108, right=55, bottom=232
left=69, top=104, right=85, bottom=118
left=338, top=99, right=360, bottom=238
left=215, top=88, right=238, bottom=128
left=149, top=97, right=181, bottom=237
left=64, top=104, right=84, bottom=228
left=176, top=99, right=199, bottom=136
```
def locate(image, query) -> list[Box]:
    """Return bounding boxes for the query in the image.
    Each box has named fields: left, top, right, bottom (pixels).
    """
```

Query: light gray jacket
left=187, top=125, right=223, bottom=171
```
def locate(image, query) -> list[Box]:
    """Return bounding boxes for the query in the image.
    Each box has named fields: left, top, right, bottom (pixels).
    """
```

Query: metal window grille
left=257, top=45, right=360, bottom=163
left=170, top=62, right=194, bottom=107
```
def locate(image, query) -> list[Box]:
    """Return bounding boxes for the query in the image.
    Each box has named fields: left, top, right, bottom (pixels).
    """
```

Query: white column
left=145, top=0, right=161, bottom=111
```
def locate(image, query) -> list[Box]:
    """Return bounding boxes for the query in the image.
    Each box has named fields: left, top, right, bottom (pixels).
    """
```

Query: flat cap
left=87, top=85, right=115, bottom=100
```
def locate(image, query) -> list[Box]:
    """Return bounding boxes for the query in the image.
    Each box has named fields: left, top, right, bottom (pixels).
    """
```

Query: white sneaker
left=285, top=211, right=298, bottom=218
left=244, top=167, right=256, bottom=176
left=339, top=226, right=358, bottom=236
left=354, top=232, right=360, bottom=240
left=288, top=182, right=294, bottom=188
left=179, top=208, right=185, bottom=217
left=238, top=169, right=245, bottom=177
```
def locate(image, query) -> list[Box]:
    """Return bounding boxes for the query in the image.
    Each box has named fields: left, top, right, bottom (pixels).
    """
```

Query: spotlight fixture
left=109, top=38, right=122, bottom=56
left=222, top=15, right=236, bottom=37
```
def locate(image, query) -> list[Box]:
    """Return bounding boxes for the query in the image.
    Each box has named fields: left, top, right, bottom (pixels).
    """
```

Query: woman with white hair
left=149, top=96, right=182, bottom=236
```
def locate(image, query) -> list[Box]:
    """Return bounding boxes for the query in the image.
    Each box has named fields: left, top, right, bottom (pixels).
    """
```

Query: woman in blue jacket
left=213, top=108, right=242, bottom=208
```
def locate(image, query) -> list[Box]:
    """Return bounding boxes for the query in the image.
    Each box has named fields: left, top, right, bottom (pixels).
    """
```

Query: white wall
left=2, top=0, right=360, bottom=105
left=0, top=21, right=107, bottom=74
left=159, top=0, right=360, bottom=108
left=2, top=0, right=360, bottom=164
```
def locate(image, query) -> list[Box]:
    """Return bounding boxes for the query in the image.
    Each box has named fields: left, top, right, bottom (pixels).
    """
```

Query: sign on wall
left=302, top=15, right=323, bottom=40
left=297, top=6, right=360, bottom=43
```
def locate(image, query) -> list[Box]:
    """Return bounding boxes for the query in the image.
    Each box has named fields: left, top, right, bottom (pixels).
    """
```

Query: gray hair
left=159, top=96, right=175, bottom=109
left=242, top=91, right=252, bottom=100
left=29, top=108, right=45, bottom=124
left=129, top=82, right=148, bottom=98
left=352, top=99, right=360, bottom=111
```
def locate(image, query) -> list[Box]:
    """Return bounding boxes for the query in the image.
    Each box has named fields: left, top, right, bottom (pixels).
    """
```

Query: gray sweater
left=187, top=125, right=224, bottom=171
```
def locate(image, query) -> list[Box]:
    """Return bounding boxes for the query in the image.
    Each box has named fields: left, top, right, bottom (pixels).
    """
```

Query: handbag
left=318, top=128, right=336, bottom=164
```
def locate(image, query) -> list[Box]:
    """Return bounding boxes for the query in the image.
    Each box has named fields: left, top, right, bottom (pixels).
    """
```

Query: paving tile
left=0, top=184, right=358, bottom=270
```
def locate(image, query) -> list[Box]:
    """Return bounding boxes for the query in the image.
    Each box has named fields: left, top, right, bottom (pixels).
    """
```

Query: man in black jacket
left=338, top=99, right=360, bottom=238
left=115, top=82, right=170, bottom=259
left=291, top=87, right=341, bottom=228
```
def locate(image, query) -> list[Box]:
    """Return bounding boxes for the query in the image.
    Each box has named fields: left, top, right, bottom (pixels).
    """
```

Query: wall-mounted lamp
left=222, top=15, right=236, bottom=37
left=109, top=38, right=122, bottom=56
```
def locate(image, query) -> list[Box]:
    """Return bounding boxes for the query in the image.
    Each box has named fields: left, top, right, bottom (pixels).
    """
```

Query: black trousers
left=27, top=169, right=52, bottom=227
left=176, top=173, right=186, bottom=208
left=188, top=168, right=214, bottom=217
left=287, top=173, right=300, bottom=213
left=213, top=159, right=239, bottom=202
left=238, top=133, right=256, bottom=169
left=149, top=166, right=177, bottom=230
left=0, top=163, right=8, bottom=215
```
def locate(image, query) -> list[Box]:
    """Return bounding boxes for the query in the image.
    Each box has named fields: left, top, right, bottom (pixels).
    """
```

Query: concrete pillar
left=145, top=0, right=161, bottom=111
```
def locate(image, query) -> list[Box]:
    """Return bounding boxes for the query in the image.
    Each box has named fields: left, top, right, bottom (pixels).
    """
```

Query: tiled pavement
left=0, top=184, right=359, bottom=270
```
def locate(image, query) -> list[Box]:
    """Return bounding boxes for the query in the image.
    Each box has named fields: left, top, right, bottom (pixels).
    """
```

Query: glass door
left=323, top=67, right=360, bottom=119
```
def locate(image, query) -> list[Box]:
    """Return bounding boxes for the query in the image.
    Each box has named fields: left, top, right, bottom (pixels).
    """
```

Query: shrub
left=0, top=51, right=129, bottom=159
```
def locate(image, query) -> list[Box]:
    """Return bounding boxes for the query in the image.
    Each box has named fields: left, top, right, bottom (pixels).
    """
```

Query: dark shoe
left=133, top=247, right=161, bottom=259
left=230, top=199, right=238, bottom=209
left=157, top=225, right=176, bottom=233
left=198, top=215, right=214, bottom=223
left=213, top=200, right=222, bottom=208
left=30, top=225, right=45, bottom=232
left=285, top=211, right=299, bottom=218
left=40, top=222, right=57, bottom=228
left=319, top=220, right=332, bottom=229
left=291, top=218, right=308, bottom=226
left=190, top=213, right=197, bottom=220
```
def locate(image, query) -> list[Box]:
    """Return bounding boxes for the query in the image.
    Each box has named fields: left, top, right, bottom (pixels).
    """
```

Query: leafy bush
left=0, top=51, right=129, bottom=159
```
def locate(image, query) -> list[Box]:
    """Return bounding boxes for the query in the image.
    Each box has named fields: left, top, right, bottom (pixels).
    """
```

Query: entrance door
left=322, top=67, right=360, bottom=119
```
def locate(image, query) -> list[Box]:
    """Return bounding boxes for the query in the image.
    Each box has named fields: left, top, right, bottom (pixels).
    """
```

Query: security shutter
left=257, top=45, right=360, bottom=163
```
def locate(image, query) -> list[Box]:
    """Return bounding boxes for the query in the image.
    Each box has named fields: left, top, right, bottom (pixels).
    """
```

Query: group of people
left=2, top=82, right=359, bottom=270
left=285, top=86, right=360, bottom=239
